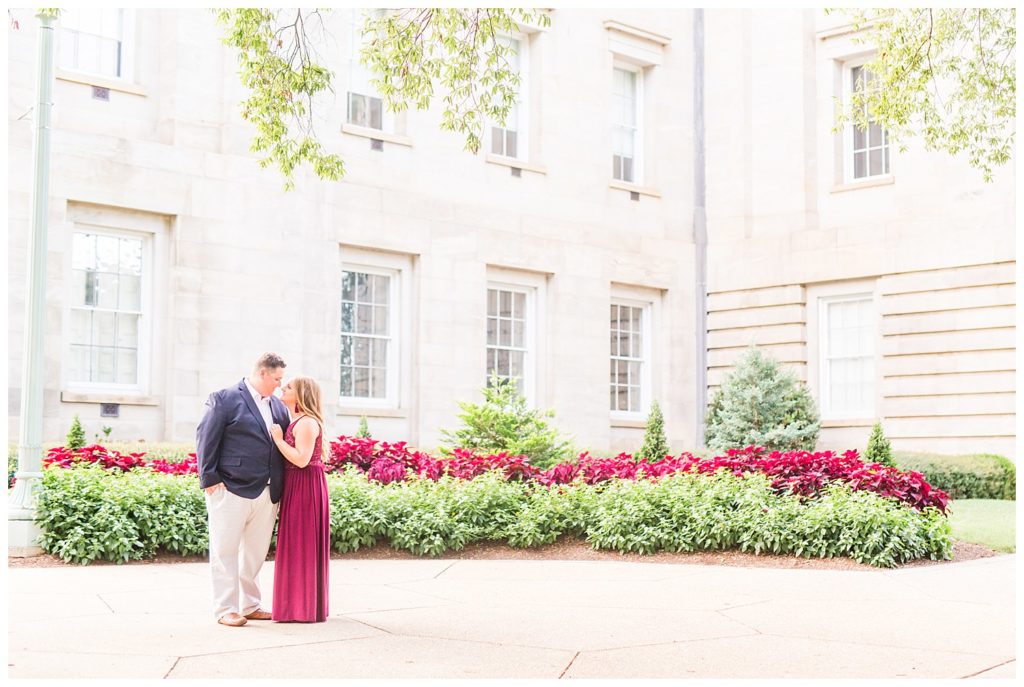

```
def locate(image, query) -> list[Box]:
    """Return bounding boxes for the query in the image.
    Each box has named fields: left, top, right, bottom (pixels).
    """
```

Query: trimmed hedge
left=894, top=452, right=1015, bottom=501
left=34, top=465, right=953, bottom=568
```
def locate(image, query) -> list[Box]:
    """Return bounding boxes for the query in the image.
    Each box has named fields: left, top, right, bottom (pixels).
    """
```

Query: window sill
left=821, top=418, right=875, bottom=428
left=337, top=406, right=408, bottom=419
left=56, top=70, right=147, bottom=97
left=61, top=391, right=160, bottom=406
left=609, top=180, right=661, bottom=198
left=484, top=153, right=547, bottom=175
left=610, top=417, right=646, bottom=429
left=341, top=123, right=413, bottom=147
left=831, top=175, right=894, bottom=193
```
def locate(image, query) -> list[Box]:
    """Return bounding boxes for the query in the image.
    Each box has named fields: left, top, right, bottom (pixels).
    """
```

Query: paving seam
left=576, top=632, right=762, bottom=654
left=432, top=562, right=458, bottom=579
left=95, top=594, right=117, bottom=614
left=163, top=656, right=181, bottom=679
left=333, top=623, right=585, bottom=654
left=960, top=657, right=1016, bottom=678
left=558, top=651, right=580, bottom=678
left=166, top=634, right=382, bottom=658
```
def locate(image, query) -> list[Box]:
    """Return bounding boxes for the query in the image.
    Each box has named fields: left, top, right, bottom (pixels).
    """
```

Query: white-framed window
left=67, top=229, right=148, bottom=389
left=489, top=33, right=529, bottom=160
left=610, top=300, right=651, bottom=415
left=819, top=294, right=875, bottom=418
left=57, top=9, right=133, bottom=81
left=486, top=284, right=531, bottom=393
left=340, top=265, right=400, bottom=404
left=611, top=63, right=642, bottom=184
left=347, top=8, right=390, bottom=131
left=845, top=61, right=890, bottom=181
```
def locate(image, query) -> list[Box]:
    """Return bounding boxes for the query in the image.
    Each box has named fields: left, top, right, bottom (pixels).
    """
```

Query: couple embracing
left=196, top=353, right=330, bottom=626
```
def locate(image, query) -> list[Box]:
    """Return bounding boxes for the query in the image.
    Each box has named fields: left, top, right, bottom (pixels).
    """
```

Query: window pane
left=499, top=318, right=511, bottom=347
left=120, top=237, right=142, bottom=275
left=868, top=122, right=883, bottom=147
left=869, top=148, right=883, bottom=176
left=496, top=348, right=510, bottom=376
left=116, top=313, right=138, bottom=348
left=487, top=289, right=498, bottom=316
left=491, top=126, right=504, bottom=156
left=95, top=273, right=118, bottom=309
left=369, top=96, right=383, bottom=130
left=853, top=151, right=866, bottom=178
left=340, top=336, right=353, bottom=366
left=510, top=351, right=523, bottom=379
left=116, top=349, right=137, bottom=384
left=372, top=305, right=388, bottom=336
left=93, top=311, right=116, bottom=346
left=340, top=366, right=352, bottom=396
left=853, top=124, right=866, bottom=150
left=69, top=345, right=90, bottom=382
left=514, top=292, right=525, bottom=320
left=96, top=235, right=119, bottom=272
left=370, top=367, right=386, bottom=398
left=118, top=274, right=141, bottom=311
left=341, top=271, right=355, bottom=301
left=72, top=234, right=95, bottom=270
left=487, top=317, right=498, bottom=346
left=621, top=156, right=633, bottom=183
left=353, top=367, right=370, bottom=396
left=499, top=290, right=512, bottom=317
left=95, top=347, right=116, bottom=383
left=354, top=337, right=370, bottom=365
left=884, top=146, right=890, bottom=172
left=355, top=272, right=370, bottom=301
left=356, top=304, right=373, bottom=334
left=341, top=302, right=354, bottom=332
left=506, top=129, right=517, bottom=158
left=371, top=338, right=387, bottom=368
left=512, top=319, right=524, bottom=348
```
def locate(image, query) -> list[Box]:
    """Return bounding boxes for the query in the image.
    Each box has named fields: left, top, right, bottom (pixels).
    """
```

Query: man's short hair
left=253, top=352, right=286, bottom=373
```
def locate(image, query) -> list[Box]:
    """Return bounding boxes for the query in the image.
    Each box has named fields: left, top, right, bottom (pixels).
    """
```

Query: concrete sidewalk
left=7, top=554, right=1016, bottom=679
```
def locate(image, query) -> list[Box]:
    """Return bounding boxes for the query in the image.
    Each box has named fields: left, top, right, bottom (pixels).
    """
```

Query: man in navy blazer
left=196, top=352, right=290, bottom=627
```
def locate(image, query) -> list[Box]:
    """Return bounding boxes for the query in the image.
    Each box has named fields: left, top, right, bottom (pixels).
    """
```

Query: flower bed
left=41, top=440, right=950, bottom=515
left=34, top=465, right=953, bottom=568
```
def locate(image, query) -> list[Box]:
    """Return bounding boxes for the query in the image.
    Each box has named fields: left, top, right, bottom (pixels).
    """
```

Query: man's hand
left=204, top=483, right=225, bottom=496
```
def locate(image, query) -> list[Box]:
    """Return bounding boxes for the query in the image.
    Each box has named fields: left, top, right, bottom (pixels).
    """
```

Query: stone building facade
left=6, top=9, right=1016, bottom=457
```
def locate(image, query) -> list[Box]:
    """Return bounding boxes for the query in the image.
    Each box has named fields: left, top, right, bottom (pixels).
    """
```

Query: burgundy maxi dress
left=272, top=419, right=330, bottom=622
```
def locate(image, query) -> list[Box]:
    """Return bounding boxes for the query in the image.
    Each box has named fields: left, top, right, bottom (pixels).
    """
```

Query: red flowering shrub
left=43, top=436, right=949, bottom=515
left=44, top=444, right=148, bottom=472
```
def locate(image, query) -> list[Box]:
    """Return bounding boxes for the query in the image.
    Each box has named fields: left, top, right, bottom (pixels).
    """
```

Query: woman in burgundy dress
left=269, top=376, right=330, bottom=622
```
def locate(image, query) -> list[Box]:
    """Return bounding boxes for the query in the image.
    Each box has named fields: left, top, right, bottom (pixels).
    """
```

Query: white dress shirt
left=243, top=378, right=274, bottom=437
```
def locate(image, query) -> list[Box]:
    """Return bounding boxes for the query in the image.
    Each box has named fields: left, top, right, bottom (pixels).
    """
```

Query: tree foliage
left=439, top=375, right=573, bottom=469
left=215, top=8, right=549, bottom=189
left=637, top=400, right=669, bottom=463
left=865, top=421, right=895, bottom=468
left=705, top=347, right=820, bottom=452
left=830, top=8, right=1015, bottom=181
left=65, top=414, right=86, bottom=451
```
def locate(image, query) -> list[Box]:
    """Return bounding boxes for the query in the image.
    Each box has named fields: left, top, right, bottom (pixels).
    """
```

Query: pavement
left=6, top=553, right=1017, bottom=679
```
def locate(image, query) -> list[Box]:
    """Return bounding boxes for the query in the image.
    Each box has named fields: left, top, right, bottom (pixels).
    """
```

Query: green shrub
left=895, top=452, right=1016, bottom=500
left=865, top=422, right=895, bottom=467
left=66, top=415, right=86, bottom=450
left=705, top=347, right=820, bottom=452
left=103, top=442, right=195, bottom=463
left=8, top=443, right=17, bottom=488
left=439, top=375, right=574, bottom=469
left=35, top=463, right=953, bottom=568
left=35, top=466, right=208, bottom=565
left=356, top=416, right=372, bottom=439
left=637, top=400, right=670, bottom=463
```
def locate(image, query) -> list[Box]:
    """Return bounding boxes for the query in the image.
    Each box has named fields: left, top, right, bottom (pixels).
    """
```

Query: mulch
left=7, top=538, right=1003, bottom=571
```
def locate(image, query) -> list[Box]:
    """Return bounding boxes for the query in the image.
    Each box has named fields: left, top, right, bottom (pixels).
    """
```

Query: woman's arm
left=271, top=417, right=318, bottom=468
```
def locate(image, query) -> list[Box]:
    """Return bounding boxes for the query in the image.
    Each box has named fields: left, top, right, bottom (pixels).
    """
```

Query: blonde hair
left=289, top=376, right=326, bottom=460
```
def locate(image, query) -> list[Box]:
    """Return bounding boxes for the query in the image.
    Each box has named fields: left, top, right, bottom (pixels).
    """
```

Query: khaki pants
left=205, top=485, right=278, bottom=620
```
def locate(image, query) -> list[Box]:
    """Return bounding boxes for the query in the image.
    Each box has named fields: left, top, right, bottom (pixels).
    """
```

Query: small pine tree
left=66, top=415, right=86, bottom=450
left=355, top=416, right=372, bottom=438
left=637, top=400, right=670, bottom=463
left=705, top=347, right=820, bottom=452
left=439, top=375, right=574, bottom=469
left=865, top=421, right=895, bottom=467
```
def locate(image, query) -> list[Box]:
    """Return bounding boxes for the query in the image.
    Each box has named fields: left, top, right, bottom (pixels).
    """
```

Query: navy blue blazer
left=196, top=379, right=289, bottom=503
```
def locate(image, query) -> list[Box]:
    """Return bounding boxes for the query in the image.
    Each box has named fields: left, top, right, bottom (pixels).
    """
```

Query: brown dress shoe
left=244, top=608, right=272, bottom=620
left=217, top=613, right=247, bottom=627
